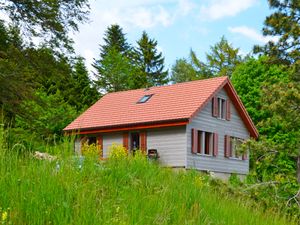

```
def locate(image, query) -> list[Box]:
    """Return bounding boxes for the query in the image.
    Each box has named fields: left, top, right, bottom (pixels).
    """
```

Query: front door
left=131, top=132, right=140, bottom=154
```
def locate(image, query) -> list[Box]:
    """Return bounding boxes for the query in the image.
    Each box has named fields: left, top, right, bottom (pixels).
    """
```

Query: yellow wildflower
left=2, top=211, right=7, bottom=221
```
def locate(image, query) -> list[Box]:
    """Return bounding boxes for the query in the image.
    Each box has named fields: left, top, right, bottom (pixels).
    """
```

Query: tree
left=16, top=89, right=77, bottom=139
left=170, top=58, right=198, bottom=83
left=99, top=24, right=130, bottom=59
left=93, top=24, right=136, bottom=93
left=261, top=81, right=300, bottom=183
left=135, top=31, right=168, bottom=86
left=70, top=57, right=99, bottom=111
left=254, top=0, right=300, bottom=64
left=95, top=48, right=137, bottom=93
left=231, top=56, right=290, bottom=127
left=205, top=36, right=243, bottom=77
left=0, top=0, right=90, bottom=50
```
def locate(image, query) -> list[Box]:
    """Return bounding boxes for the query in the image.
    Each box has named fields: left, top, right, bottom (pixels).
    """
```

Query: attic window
left=137, top=94, right=153, bottom=103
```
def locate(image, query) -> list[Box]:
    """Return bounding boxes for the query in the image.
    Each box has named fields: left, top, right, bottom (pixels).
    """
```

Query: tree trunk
left=297, top=154, right=300, bottom=184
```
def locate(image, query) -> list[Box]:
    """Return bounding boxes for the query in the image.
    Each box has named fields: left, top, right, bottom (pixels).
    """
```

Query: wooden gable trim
left=188, top=77, right=258, bottom=139
left=71, top=120, right=188, bottom=135
left=223, top=80, right=258, bottom=139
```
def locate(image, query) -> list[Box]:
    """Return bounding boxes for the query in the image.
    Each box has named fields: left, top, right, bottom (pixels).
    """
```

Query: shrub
left=81, top=142, right=101, bottom=158
left=108, top=143, right=127, bottom=159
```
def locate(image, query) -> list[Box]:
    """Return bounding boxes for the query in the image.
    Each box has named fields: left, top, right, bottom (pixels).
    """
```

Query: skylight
left=137, top=94, right=153, bottom=104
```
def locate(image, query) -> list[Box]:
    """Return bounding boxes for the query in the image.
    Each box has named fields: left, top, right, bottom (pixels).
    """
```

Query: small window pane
left=137, top=94, right=153, bottom=103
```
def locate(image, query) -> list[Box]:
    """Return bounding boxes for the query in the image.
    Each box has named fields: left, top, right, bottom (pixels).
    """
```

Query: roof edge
left=64, top=118, right=189, bottom=135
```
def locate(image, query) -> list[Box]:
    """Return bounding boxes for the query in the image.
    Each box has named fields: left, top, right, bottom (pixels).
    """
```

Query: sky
left=71, top=0, right=277, bottom=73
left=3, top=0, right=276, bottom=74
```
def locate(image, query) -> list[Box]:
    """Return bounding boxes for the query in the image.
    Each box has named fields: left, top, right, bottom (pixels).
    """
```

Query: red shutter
left=140, top=131, right=147, bottom=153
left=197, top=131, right=201, bottom=154
left=97, top=136, right=103, bottom=158
left=242, top=151, right=248, bottom=160
left=212, top=97, right=218, bottom=117
left=191, top=129, right=194, bottom=153
left=213, top=133, right=218, bottom=156
left=191, top=129, right=197, bottom=154
left=123, top=132, right=129, bottom=150
left=226, top=99, right=231, bottom=121
left=224, top=135, right=230, bottom=158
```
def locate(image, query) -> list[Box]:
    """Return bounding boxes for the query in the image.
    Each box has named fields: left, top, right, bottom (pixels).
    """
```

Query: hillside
left=0, top=142, right=295, bottom=225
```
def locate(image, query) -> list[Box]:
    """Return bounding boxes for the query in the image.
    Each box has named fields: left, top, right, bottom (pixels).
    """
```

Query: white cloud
left=228, top=26, right=279, bottom=43
left=200, top=0, right=258, bottom=20
left=72, top=0, right=197, bottom=73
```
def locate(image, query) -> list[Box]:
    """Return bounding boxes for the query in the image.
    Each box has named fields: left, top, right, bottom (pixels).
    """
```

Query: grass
left=0, top=128, right=296, bottom=224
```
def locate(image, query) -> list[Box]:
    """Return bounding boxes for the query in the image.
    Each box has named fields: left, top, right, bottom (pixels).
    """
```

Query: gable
left=189, top=81, right=258, bottom=138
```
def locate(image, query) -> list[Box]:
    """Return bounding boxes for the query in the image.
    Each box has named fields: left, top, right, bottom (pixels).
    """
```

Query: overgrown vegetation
left=0, top=128, right=296, bottom=224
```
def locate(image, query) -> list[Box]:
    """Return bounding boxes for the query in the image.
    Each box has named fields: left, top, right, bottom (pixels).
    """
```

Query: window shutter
left=226, top=99, right=231, bottom=121
left=140, top=131, right=147, bottom=153
left=191, top=129, right=197, bottom=154
left=213, top=133, right=218, bottom=156
left=212, top=97, right=218, bottom=117
left=224, top=135, right=230, bottom=158
left=242, top=151, right=248, bottom=160
left=197, top=131, right=202, bottom=154
left=97, top=136, right=103, bottom=158
left=123, top=132, right=129, bottom=150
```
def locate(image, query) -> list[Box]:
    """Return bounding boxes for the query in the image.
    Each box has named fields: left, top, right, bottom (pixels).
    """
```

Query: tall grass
left=0, top=126, right=296, bottom=224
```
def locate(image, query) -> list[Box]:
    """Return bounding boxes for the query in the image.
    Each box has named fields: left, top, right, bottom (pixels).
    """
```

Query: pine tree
left=254, top=0, right=300, bottom=64
left=71, top=57, right=99, bottom=111
left=135, top=31, right=168, bottom=87
left=93, top=24, right=135, bottom=93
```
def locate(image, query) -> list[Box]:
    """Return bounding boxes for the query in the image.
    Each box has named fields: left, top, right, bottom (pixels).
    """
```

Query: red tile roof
left=64, top=76, right=258, bottom=138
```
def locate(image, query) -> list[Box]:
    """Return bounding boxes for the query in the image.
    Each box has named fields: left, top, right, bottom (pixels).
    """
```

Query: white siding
left=102, top=132, right=123, bottom=157
left=74, top=138, right=81, bottom=155
left=187, top=88, right=250, bottom=174
left=147, top=126, right=186, bottom=167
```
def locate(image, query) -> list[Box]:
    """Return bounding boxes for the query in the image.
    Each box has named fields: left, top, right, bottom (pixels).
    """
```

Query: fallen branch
left=286, top=189, right=300, bottom=208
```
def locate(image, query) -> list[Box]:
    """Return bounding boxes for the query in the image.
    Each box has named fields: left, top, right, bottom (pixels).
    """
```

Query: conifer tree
left=93, top=24, right=135, bottom=93
left=71, top=57, right=99, bottom=111
left=135, top=31, right=168, bottom=87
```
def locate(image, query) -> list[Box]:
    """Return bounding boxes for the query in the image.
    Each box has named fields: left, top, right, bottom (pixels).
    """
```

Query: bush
left=108, top=143, right=127, bottom=159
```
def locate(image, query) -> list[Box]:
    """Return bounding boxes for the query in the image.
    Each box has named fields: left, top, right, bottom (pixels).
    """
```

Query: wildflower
left=2, top=211, right=7, bottom=221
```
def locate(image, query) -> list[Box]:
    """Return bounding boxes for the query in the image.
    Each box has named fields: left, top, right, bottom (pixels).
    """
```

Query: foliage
left=204, top=36, right=243, bottom=77
left=69, top=57, right=99, bottom=111
left=15, top=89, right=77, bottom=139
left=81, top=142, right=101, bottom=158
left=95, top=48, right=138, bottom=93
left=170, top=36, right=243, bottom=83
left=254, top=0, right=300, bottom=64
left=231, top=56, right=291, bottom=126
left=94, top=25, right=168, bottom=92
left=134, top=31, right=169, bottom=87
left=0, top=0, right=90, bottom=51
left=170, top=58, right=198, bottom=83
left=108, top=143, right=128, bottom=159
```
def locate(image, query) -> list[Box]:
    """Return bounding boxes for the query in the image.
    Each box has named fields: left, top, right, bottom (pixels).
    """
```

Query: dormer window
left=137, top=94, right=153, bottom=103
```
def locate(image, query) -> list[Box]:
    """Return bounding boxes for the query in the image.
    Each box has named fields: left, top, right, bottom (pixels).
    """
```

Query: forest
left=0, top=0, right=299, bottom=222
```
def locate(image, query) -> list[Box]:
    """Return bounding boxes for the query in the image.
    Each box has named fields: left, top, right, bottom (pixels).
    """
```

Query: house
left=64, top=76, right=258, bottom=179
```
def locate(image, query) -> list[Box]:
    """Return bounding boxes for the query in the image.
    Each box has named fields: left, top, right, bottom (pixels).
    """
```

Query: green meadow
left=0, top=131, right=295, bottom=225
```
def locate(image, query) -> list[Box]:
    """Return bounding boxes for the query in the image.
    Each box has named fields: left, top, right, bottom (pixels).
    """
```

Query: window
left=137, top=94, right=153, bottom=103
left=230, top=137, right=243, bottom=158
left=197, top=131, right=213, bottom=155
left=224, top=135, right=244, bottom=159
left=212, top=97, right=230, bottom=120
left=218, top=98, right=226, bottom=119
left=191, top=130, right=217, bottom=156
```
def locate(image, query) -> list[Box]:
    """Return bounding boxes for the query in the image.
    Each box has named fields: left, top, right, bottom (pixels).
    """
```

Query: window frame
left=137, top=94, right=153, bottom=104
left=229, top=137, right=244, bottom=160
left=218, top=97, right=226, bottom=120
left=196, top=130, right=213, bottom=156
